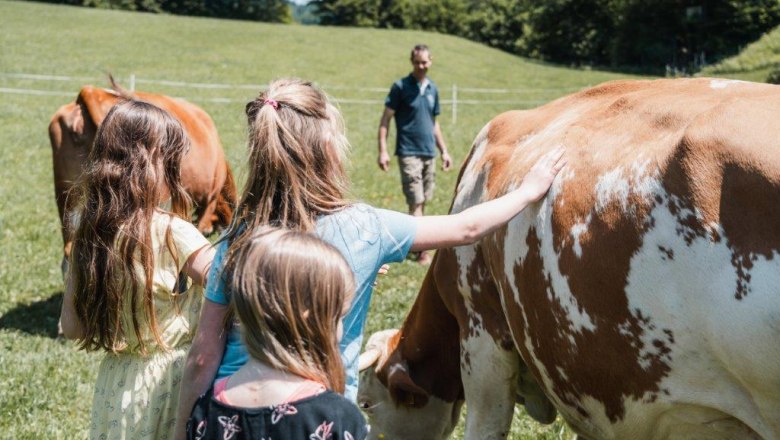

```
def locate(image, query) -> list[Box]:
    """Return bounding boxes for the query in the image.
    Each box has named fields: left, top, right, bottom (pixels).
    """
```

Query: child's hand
left=373, top=264, right=390, bottom=287
left=520, top=147, right=567, bottom=202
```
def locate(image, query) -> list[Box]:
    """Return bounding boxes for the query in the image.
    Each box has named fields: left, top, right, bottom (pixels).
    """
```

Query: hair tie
left=264, top=98, right=279, bottom=110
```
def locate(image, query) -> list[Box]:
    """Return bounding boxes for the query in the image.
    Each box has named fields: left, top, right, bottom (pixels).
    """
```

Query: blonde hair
left=223, top=227, right=355, bottom=392
left=70, top=99, right=191, bottom=354
left=225, top=78, right=351, bottom=252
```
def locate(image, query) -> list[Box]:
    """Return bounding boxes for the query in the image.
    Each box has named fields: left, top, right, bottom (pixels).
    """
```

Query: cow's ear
left=387, top=363, right=430, bottom=409
left=64, top=104, right=87, bottom=145
left=76, top=86, right=116, bottom=128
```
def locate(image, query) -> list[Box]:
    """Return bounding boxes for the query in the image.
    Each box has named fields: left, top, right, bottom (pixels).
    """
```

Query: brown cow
left=359, top=78, right=780, bottom=439
left=49, top=79, right=236, bottom=268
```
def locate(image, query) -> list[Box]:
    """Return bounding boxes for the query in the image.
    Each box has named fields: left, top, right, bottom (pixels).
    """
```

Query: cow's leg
left=193, top=193, right=217, bottom=236
left=460, top=328, right=518, bottom=440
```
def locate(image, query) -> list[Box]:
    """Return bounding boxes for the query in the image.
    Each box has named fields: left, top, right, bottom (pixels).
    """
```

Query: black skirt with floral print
left=187, top=388, right=368, bottom=440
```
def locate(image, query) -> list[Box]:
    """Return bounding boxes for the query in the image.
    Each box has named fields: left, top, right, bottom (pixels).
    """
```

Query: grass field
left=0, top=1, right=653, bottom=438
left=699, top=24, right=780, bottom=82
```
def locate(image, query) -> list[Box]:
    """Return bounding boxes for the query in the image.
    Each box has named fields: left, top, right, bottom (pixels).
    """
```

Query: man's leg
left=416, top=157, right=436, bottom=265
left=399, top=156, right=428, bottom=262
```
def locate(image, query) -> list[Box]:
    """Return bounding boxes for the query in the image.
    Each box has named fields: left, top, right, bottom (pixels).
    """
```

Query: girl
left=187, top=227, right=367, bottom=440
left=59, top=100, right=215, bottom=439
left=175, top=78, right=565, bottom=437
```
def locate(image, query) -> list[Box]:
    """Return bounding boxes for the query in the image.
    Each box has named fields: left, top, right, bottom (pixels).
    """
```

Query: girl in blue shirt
left=174, top=78, right=565, bottom=438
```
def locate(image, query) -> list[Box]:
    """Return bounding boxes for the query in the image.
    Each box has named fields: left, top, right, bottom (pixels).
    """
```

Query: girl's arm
left=182, top=244, right=215, bottom=287
left=410, top=148, right=566, bottom=252
left=59, top=268, right=85, bottom=340
left=173, top=299, right=228, bottom=440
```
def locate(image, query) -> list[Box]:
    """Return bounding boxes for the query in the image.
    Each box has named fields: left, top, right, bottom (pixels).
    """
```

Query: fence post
left=451, top=83, right=457, bottom=125
left=129, top=74, right=135, bottom=91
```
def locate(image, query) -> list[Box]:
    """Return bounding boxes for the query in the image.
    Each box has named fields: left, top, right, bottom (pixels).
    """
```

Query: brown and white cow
left=359, top=78, right=780, bottom=440
left=48, top=80, right=236, bottom=267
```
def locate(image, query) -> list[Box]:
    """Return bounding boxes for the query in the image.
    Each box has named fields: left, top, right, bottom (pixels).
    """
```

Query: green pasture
left=700, top=24, right=780, bottom=82
left=0, top=1, right=652, bottom=437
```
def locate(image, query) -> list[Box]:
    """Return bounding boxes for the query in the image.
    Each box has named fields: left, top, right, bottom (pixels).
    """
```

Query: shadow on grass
left=0, top=292, right=62, bottom=338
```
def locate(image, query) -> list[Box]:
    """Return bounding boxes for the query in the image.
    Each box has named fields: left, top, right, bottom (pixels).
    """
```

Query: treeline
left=313, top=0, right=780, bottom=73
left=35, top=0, right=780, bottom=73
left=43, top=0, right=293, bottom=23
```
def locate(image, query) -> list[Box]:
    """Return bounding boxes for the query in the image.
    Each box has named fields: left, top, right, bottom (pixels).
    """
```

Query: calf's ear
left=388, top=363, right=430, bottom=409
left=358, top=348, right=381, bottom=371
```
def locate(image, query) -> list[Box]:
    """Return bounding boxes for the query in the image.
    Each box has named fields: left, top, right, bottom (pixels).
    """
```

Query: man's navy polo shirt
left=384, top=74, right=441, bottom=158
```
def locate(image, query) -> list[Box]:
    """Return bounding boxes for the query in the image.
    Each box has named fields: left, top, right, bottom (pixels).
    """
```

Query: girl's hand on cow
left=520, top=147, right=566, bottom=202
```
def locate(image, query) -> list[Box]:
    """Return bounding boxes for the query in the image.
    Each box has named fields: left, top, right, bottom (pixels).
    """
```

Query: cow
left=358, top=78, right=780, bottom=440
left=48, top=79, right=236, bottom=270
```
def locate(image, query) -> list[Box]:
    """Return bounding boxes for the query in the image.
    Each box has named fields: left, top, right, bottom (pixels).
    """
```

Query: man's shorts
left=399, top=155, right=435, bottom=206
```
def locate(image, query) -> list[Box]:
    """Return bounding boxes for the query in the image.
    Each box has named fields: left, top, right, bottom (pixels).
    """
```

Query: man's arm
left=377, top=107, right=395, bottom=171
left=433, top=120, right=452, bottom=171
left=173, top=299, right=228, bottom=440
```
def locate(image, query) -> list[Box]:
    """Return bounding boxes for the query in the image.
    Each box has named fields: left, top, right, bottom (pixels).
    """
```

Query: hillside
left=700, top=24, right=780, bottom=82
left=0, top=1, right=642, bottom=438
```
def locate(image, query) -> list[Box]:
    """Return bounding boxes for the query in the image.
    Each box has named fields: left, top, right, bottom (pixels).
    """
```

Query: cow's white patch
left=452, top=125, right=492, bottom=299
left=710, top=79, right=744, bottom=90
left=620, top=191, right=780, bottom=439
left=595, top=159, right=661, bottom=213
left=570, top=215, right=591, bottom=258
left=460, top=309, right=520, bottom=440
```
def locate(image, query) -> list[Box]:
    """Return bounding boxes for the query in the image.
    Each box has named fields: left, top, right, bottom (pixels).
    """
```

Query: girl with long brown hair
left=59, top=99, right=215, bottom=440
left=175, top=78, right=565, bottom=437
left=187, top=227, right=367, bottom=439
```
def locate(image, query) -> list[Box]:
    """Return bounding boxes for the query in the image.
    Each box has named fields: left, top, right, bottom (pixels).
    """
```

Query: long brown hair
left=223, top=227, right=354, bottom=392
left=70, top=99, right=191, bottom=354
left=225, top=78, right=351, bottom=252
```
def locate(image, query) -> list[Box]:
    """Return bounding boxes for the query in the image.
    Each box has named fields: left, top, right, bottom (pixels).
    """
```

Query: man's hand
left=378, top=151, right=391, bottom=171
left=441, top=151, right=453, bottom=171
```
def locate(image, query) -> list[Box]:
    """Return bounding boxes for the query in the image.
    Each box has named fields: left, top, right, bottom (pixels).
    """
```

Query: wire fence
left=0, top=72, right=586, bottom=123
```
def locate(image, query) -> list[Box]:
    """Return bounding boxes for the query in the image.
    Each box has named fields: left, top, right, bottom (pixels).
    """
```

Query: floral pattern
left=188, top=390, right=368, bottom=439
left=271, top=402, right=299, bottom=424
left=218, top=414, right=242, bottom=440
left=309, top=421, right=334, bottom=440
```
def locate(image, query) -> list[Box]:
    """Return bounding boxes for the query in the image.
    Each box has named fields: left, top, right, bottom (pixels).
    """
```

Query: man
left=378, top=44, right=452, bottom=265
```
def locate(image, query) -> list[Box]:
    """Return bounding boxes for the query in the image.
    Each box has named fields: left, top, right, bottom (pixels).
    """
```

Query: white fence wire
left=0, top=72, right=585, bottom=123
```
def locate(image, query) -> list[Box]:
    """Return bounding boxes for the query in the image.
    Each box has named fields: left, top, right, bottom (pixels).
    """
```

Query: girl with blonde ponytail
left=176, top=78, right=565, bottom=437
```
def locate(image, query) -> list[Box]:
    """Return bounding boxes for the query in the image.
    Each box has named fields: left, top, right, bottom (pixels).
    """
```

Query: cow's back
left=133, top=91, right=226, bottom=197
left=453, top=78, right=780, bottom=439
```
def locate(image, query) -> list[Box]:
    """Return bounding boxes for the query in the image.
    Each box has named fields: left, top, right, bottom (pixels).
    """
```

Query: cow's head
left=358, top=329, right=464, bottom=440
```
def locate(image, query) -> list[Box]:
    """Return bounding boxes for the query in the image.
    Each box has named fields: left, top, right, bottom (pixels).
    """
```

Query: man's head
left=410, top=44, right=432, bottom=80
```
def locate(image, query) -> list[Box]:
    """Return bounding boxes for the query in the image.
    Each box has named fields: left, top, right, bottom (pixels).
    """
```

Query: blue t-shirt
left=384, top=74, right=441, bottom=158
left=205, top=204, right=416, bottom=402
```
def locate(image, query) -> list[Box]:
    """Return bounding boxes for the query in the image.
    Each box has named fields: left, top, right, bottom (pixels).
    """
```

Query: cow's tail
left=107, top=73, right=135, bottom=100
left=214, top=162, right=237, bottom=230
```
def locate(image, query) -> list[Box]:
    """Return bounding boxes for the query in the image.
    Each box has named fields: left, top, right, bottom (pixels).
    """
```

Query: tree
left=464, top=0, right=527, bottom=54
left=205, top=0, right=292, bottom=22
left=313, top=0, right=381, bottom=26
left=519, top=0, right=615, bottom=66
